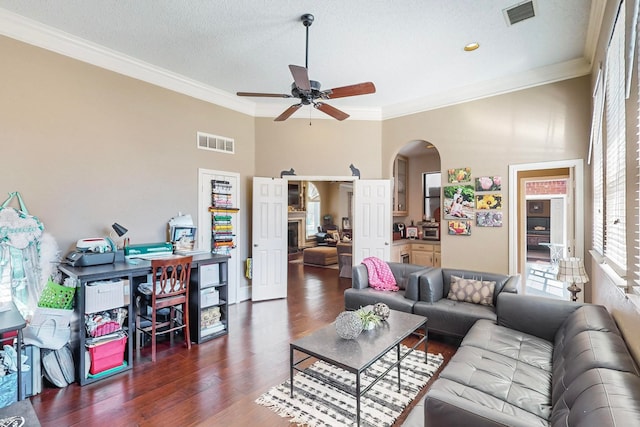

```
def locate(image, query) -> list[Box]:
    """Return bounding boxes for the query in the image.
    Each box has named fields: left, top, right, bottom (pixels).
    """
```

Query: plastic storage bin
left=88, top=336, right=127, bottom=375
left=85, top=280, right=130, bottom=313
left=200, top=288, right=219, bottom=307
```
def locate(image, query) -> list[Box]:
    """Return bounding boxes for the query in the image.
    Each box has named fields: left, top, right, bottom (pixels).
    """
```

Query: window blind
left=604, top=3, right=627, bottom=274
left=592, top=68, right=605, bottom=255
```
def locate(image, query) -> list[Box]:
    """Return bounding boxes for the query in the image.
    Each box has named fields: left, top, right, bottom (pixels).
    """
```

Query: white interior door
left=252, top=177, right=287, bottom=301
left=353, top=179, right=392, bottom=264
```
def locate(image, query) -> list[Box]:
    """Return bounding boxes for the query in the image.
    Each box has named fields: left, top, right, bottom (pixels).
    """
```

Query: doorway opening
left=508, top=159, right=584, bottom=302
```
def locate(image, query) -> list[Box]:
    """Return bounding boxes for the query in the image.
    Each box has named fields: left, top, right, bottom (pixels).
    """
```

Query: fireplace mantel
left=288, top=211, right=307, bottom=252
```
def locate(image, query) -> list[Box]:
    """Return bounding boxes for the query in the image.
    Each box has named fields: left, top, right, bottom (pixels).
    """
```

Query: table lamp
left=557, top=257, right=589, bottom=302
left=110, top=223, right=129, bottom=250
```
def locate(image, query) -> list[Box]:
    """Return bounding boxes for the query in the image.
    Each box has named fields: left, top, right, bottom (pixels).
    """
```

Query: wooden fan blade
left=289, top=65, right=311, bottom=91
left=325, top=82, right=376, bottom=99
left=274, top=104, right=302, bottom=121
left=314, top=102, right=349, bottom=121
left=237, top=92, right=292, bottom=98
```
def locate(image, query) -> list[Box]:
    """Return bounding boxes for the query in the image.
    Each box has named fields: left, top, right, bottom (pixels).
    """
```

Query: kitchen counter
left=392, top=239, right=440, bottom=246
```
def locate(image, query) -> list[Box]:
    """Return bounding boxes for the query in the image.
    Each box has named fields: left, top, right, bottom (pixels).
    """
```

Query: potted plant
left=356, top=307, right=382, bottom=330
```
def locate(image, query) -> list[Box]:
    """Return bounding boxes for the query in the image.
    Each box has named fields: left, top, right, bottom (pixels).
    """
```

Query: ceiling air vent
left=504, top=1, right=536, bottom=26
left=197, top=132, right=234, bottom=154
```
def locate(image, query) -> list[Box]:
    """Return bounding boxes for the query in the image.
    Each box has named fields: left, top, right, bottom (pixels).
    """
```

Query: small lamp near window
left=556, top=257, right=589, bottom=302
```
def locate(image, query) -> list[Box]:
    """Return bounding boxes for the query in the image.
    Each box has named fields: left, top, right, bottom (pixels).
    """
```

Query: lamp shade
left=557, top=257, right=589, bottom=284
left=111, top=223, right=128, bottom=237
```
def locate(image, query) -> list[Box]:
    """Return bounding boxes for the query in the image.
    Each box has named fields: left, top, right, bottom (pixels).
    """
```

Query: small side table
left=0, top=302, right=26, bottom=401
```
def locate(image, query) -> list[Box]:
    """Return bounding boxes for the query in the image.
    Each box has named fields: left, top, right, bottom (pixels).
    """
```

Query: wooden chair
left=136, top=256, right=192, bottom=362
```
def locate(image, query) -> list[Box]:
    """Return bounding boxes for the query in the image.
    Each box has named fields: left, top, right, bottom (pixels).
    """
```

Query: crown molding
left=0, top=7, right=599, bottom=123
left=381, top=57, right=592, bottom=120
left=0, top=9, right=256, bottom=117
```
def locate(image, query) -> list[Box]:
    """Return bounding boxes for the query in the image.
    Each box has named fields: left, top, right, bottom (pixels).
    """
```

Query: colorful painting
left=476, top=194, right=502, bottom=210
left=476, top=211, right=503, bottom=227
left=443, top=185, right=474, bottom=219
left=447, top=167, right=472, bottom=183
left=448, top=220, right=471, bottom=236
left=475, top=176, right=502, bottom=192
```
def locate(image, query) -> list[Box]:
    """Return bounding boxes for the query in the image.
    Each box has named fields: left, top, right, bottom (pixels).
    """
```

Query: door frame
left=508, top=159, right=584, bottom=277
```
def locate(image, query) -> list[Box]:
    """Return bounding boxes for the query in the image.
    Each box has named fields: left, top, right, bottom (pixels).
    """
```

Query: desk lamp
left=110, top=223, right=129, bottom=249
left=557, top=257, right=589, bottom=302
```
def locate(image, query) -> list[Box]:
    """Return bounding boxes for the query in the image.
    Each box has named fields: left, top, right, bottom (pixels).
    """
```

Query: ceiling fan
left=236, top=13, right=376, bottom=121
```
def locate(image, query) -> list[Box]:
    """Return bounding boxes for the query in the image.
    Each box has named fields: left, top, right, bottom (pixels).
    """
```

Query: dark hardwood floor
left=31, top=263, right=458, bottom=426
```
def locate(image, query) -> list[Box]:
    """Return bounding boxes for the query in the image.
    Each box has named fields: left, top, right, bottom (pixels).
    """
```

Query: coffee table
left=289, top=308, right=428, bottom=426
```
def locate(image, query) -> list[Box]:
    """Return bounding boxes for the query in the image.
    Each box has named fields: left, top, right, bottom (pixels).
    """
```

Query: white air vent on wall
left=504, top=0, right=536, bottom=26
left=197, top=132, right=234, bottom=154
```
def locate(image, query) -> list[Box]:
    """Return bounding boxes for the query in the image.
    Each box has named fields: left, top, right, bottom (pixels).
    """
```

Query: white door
left=353, top=180, right=392, bottom=264
left=252, top=177, right=287, bottom=301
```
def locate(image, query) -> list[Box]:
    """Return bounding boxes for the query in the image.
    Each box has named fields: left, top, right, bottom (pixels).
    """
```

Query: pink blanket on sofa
left=362, top=257, right=399, bottom=291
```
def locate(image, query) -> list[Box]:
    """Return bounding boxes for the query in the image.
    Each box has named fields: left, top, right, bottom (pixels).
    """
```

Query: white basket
left=85, top=280, right=130, bottom=314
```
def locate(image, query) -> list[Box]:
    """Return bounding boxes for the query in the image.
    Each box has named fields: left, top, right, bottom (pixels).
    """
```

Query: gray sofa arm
left=501, top=275, right=520, bottom=294
left=418, top=268, right=445, bottom=303
left=351, top=264, right=369, bottom=290
left=497, top=293, right=583, bottom=341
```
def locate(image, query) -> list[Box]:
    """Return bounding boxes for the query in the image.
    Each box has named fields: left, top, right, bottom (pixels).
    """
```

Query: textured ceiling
left=0, top=0, right=602, bottom=120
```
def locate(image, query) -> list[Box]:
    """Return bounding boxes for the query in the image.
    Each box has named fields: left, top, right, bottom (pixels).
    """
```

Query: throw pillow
left=447, top=275, right=496, bottom=306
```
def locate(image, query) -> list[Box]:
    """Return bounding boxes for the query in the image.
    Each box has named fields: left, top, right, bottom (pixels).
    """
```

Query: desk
left=0, top=302, right=26, bottom=401
left=58, top=253, right=229, bottom=385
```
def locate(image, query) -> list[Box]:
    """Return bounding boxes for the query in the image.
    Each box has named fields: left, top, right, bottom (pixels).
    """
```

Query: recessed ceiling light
left=464, top=42, right=480, bottom=52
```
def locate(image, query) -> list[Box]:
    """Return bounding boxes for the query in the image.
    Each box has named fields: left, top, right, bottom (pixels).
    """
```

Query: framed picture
left=476, top=194, right=502, bottom=210
left=406, top=226, right=419, bottom=239
left=448, top=220, right=471, bottom=236
left=475, top=176, right=501, bottom=192
left=476, top=211, right=503, bottom=227
left=171, top=226, right=197, bottom=243
left=443, top=185, right=474, bottom=219
left=342, top=217, right=351, bottom=230
left=447, top=167, right=471, bottom=183
left=528, top=200, right=544, bottom=214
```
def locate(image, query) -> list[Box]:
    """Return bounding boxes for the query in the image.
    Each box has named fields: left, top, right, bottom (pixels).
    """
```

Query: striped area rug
left=256, top=346, right=443, bottom=427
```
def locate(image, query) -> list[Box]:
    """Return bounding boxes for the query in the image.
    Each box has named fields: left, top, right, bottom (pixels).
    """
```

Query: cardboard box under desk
left=85, top=279, right=130, bottom=313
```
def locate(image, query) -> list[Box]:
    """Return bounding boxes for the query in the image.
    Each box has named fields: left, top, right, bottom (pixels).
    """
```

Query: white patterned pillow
left=447, top=275, right=496, bottom=306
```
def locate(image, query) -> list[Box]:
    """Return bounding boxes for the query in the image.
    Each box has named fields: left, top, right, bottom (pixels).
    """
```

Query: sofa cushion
left=462, top=319, right=553, bottom=372
left=425, top=378, right=549, bottom=427
left=343, top=287, right=415, bottom=313
left=447, top=275, right=495, bottom=306
left=437, top=345, right=552, bottom=421
left=550, top=368, right=640, bottom=427
left=551, top=329, right=639, bottom=405
left=442, top=268, right=513, bottom=306
left=413, top=299, right=496, bottom=338
left=554, top=304, right=620, bottom=347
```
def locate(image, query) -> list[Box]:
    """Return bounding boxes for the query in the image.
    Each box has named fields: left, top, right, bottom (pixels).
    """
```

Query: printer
left=65, top=238, right=119, bottom=267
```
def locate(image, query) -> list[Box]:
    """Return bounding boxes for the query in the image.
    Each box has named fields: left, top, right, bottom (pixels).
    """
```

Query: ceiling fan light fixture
left=464, top=42, right=480, bottom=52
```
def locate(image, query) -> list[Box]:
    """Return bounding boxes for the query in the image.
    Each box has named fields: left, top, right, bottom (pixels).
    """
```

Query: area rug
left=256, top=346, right=443, bottom=427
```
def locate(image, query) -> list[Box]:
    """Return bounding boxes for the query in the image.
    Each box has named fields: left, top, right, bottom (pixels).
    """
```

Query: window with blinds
left=591, top=67, right=605, bottom=256
left=603, top=3, right=627, bottom=275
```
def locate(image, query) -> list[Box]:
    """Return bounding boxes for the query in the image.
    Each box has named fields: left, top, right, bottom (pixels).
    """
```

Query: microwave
left=422, top=223, right=440, bottom=241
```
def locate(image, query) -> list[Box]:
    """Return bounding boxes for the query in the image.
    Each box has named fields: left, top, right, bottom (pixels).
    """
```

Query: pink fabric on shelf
left=362, top=257, right=399, bottom=291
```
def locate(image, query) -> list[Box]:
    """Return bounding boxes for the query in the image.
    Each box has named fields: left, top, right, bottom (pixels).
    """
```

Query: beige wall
left=383, top=77, right=591, bottom=273
left=1, top=36, right=256, bottom=269
left=254, top=117, right=382, bottom=178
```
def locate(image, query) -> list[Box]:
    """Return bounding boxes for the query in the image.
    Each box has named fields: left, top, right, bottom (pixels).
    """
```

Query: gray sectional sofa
left=404, top=292, right=640, bottom=426
left=345, top=264, right=518, bottom=338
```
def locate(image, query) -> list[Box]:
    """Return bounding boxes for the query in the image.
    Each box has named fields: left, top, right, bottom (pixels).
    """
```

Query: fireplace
left=288, top=212, right=306, bottom=254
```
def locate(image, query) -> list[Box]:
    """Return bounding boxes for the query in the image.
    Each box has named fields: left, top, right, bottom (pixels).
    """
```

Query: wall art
left=476, top=211, right=503, bottom=227
left=475, top=194, right=502, bottom=210
left=447, top=167, right=471, bottom=183
left=447, top=220, right=471, bottom=236
left=443, top=185, right=475, bottom=219
left=475, top=176, right=501, bottom=192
